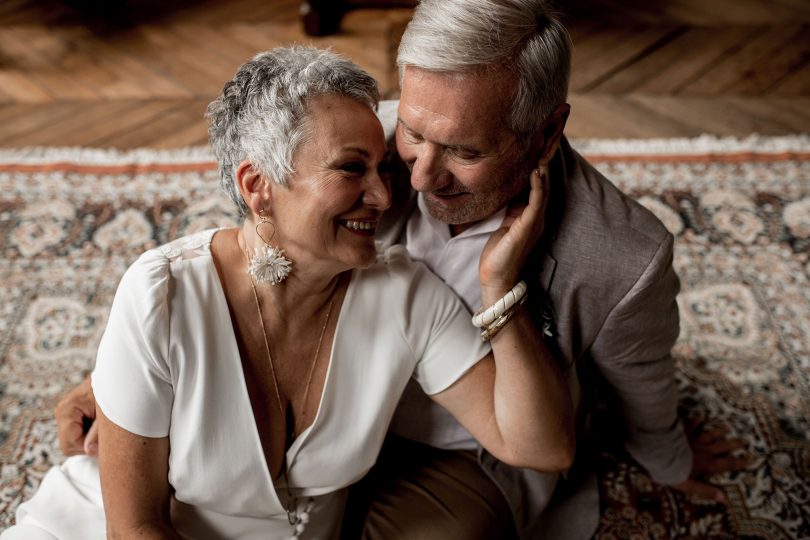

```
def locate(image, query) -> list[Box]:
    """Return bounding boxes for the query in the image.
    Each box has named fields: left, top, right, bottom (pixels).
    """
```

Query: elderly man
left=56, top=0, right=747, bottom=537
left=341, top=0, right=748, bottom=538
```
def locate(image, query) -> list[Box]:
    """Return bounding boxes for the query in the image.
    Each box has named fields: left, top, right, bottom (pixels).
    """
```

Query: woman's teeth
left=343, top=220, right=375, bottom=231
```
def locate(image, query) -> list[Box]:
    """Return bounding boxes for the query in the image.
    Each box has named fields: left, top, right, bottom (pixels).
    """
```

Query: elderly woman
left=2, top=46, right=572, bottom=540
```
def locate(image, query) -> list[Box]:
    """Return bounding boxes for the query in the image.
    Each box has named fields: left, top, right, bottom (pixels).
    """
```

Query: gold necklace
left=244, top=251, right=337, bottom=534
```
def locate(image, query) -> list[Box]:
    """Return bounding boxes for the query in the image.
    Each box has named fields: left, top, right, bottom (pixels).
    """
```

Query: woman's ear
left=235, top=160, right=273, bottom=216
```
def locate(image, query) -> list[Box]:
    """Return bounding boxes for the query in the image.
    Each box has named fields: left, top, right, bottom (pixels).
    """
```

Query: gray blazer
left=376, top=103, right=690, bottom=539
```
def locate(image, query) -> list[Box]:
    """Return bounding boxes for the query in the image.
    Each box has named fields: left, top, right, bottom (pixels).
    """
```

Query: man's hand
left=479, top=167, right=548, bottom=301
left=672, top=418, right=752, bottom=503
left=55, top=376, right=99, bottom=456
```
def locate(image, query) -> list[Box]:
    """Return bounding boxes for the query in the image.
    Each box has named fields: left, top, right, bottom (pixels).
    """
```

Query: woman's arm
left=430, top=314, right=574, bottom=471
left=97, top=409, right=180, bottom=539
left=431, top=167, right=574, bottom=472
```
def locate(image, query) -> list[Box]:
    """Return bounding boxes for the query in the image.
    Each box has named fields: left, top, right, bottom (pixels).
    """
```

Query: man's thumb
left=84, top=421, right=99, bottom=456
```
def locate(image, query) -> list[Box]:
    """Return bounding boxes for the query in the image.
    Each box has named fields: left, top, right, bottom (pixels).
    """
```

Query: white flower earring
left=247, top=210, right=292, bottom=285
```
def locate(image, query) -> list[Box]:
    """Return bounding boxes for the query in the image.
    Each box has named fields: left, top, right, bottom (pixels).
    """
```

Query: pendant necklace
left=244, top=249, right=336, bottom=540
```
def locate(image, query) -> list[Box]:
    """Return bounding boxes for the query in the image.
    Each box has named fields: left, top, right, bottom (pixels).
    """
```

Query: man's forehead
left=399, top=67, right=515, bottom=138
left=400, top=65, right=516, bottom=100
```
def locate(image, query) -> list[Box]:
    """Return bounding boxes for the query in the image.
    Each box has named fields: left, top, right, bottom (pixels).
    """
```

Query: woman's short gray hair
left=206, top=46, right=380, bottom=216
left=397, top=0, right=571, bottom=149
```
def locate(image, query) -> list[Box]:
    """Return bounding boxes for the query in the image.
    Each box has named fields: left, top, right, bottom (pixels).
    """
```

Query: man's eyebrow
left=396, top=117, right=415, bottom=132
left=447, top=143, right=482, bottom=155
left=397, top=117, right=480, bottom=154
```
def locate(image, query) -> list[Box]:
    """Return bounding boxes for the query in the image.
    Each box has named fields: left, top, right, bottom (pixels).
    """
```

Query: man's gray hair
left=397, top=0, right=571, bottom=147
left=206, top=46, right=380, bottom=217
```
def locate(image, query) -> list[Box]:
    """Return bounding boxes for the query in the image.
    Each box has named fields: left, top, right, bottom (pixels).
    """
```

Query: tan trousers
left=342, top=435, right=517, bottom=540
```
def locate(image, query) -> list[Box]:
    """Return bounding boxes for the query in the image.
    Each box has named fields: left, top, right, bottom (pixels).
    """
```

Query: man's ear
left=235, top=160, right=273, bottom=216
left=531, top=103, right=571, bottom=166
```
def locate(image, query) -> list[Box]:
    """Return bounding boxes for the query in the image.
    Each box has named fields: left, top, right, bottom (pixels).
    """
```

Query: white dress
left=3, top=229, right=489, bottom=540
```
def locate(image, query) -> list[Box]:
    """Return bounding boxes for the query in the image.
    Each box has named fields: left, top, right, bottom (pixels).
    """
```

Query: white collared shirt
left=405, top=194, right=507, bottom=313
left=388, top=194, right=507, bottom=450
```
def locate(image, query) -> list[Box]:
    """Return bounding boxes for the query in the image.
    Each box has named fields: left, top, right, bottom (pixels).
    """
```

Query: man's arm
left=55, top=375, right=99, bottom=456
left=593, top=233, right=748, bottom=501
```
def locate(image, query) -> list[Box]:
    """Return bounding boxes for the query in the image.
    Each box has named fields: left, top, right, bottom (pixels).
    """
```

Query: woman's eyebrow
left=339, top=147, right=371, bottom=157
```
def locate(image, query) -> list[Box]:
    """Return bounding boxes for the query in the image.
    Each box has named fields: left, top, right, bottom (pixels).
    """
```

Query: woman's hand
left=479, top=167, right=549, bottom=305
left=433, top=165, right=574, bottom=472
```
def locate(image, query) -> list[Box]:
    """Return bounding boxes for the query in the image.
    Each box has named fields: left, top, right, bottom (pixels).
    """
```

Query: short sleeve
left=91, top=250, right=174, bottom=438
left=384, top=246, right=491, bottom=395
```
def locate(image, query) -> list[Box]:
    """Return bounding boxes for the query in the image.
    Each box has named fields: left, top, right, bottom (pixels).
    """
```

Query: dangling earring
left=247, top=210, right=292, bottom=285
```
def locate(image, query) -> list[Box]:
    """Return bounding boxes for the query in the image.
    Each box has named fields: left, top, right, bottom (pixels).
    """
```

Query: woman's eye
left=340, top=162, right=366, bottom=174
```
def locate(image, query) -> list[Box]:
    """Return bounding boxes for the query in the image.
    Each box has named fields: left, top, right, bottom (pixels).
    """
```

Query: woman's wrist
left=473, top=281, right=528, bottom=341
left=480, top=281, right=517, bottom=307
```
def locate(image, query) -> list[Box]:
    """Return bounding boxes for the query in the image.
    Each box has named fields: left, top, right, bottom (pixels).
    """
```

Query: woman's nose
left=363, top=170, right=391, bottom=211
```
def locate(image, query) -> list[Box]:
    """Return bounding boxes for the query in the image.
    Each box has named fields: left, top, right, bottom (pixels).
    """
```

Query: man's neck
left=449, top=222, right=476, bottom=237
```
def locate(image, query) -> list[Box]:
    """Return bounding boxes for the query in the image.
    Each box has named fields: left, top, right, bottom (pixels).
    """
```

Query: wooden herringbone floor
left=0, top=0, right=808, bottom=148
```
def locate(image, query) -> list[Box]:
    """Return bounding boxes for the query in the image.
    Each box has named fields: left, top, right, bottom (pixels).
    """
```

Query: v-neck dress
left=7, top=229, right=489, bottom=540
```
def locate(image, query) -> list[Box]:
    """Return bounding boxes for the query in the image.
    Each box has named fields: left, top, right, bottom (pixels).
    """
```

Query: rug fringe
left=570, top=134, right=810, bottom=156
left=0, top=146, right=215, bottom=164
left=0, top=134, right=808, bottom=164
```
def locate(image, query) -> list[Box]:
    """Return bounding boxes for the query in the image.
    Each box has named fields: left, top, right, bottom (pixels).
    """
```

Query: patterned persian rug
left=0, top=136, right=808, bottom=538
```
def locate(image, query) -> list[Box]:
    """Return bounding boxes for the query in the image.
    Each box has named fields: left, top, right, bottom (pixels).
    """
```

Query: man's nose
left=409, top=145, right=449, bottom=192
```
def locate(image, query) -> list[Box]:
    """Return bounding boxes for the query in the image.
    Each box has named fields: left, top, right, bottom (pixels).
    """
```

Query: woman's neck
left=237, top=226, right=346, bottom=320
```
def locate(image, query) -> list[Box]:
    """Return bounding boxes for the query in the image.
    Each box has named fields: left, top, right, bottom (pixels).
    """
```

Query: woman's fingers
left=479, top=167, right=549, bottom=295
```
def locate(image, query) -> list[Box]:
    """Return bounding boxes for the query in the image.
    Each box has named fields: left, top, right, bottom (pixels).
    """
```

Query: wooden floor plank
left=723, top=25, right=810, bottom=94
left=52, top=28, right=122, bottom=96
left=101, top=100, right=210, bottom=148
left=567, top=94, right=810, bottom=137
left=600, top=27, right=758, bottom=94
left=662, top=0, right=810, bottom=25
left=680, top=25, right=806, bottom=95
left=17, top=100, right=143, bottom=146
left=67, top=30, right=195, bottom=99
left=567, top=94, right=702, bottom=137
left=0, top=0, right=806, bottom=147
left=571, top=25, right=686, bottom=92
left=174, top=0, right=299, bottom=25
left=0, top=70, right=53, bottom=104
left=135, top=26, right=236, bottom=96
left=169, top=23, right=267, bottom=72
left=150, top=115, right=210, bottom=148
left=568, top=0, right=810, bottom=25
left=0, top=102, right=89, bottom=144
left=81, top=100, right=193, bottom=147
left=0, top=103, right=34, bottom=125
left=0, top=0, right=73, bottom=25
left=223, top=21, right=395, bottom=95
left=770, top=58, right=810, bottom=95
left=2, top=27, right=102, bottom=100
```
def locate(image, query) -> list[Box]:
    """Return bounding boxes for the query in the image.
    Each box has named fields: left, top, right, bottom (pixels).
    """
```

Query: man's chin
left=424, top=195, right=487, bottom=226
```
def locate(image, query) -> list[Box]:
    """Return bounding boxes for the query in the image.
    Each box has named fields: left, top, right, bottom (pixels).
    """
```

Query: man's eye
left=451, top=149, right=481, bottom=161
left=402, top=128, right=422, bottom=143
